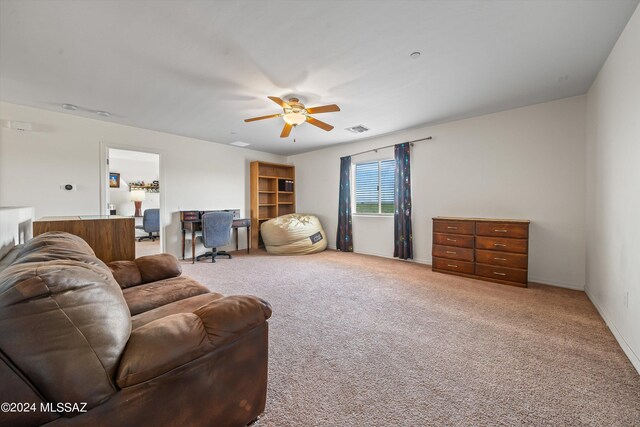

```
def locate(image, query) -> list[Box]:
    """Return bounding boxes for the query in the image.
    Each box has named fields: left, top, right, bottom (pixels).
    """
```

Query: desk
left=33, top=215, right=135, bottom=263
left=180, top=210, right=250, bottom=263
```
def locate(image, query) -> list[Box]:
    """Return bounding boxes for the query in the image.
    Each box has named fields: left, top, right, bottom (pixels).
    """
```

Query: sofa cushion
left=0, top=245, right=22, bottom=273
left=13, top=232, right=109, bottom=273
left=131, top=292, right=224, bottom=330
left=0, top=260, right=131, bottom=409
left=135, top=253, right=182, bottom=284
left=18, top=231, right=95, bottom=257
left=108, top=260, right=143, bottom=288
left=123, top=276, right=211, bottom=316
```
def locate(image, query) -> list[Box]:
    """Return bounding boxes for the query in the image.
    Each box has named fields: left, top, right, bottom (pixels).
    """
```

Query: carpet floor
left=135, top=239, right=160, bottom=257
left=182, top=250, right=640, bottom=426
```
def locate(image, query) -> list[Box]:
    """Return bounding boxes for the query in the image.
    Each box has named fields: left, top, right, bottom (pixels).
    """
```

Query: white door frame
left=99, top=141, right=166, bottom=254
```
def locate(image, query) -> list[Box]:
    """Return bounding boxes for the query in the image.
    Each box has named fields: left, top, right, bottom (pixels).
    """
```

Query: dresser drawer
left=475, top=249, right=528, bottom=269
left=433, top=233, right=474, bottom=248
left=475, top=221, right=529, bottom=238
left=433, top=245, right=474, bottom=262
left=433, top=258, right=474, bottom=275
left=476, top=236, right=527, bottom=254
left=475, top=264, right=528, bottom=284
left=433, top=220, right=474, bottom=235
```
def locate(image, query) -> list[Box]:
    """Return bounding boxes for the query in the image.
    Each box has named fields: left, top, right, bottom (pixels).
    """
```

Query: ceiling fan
left=244, top=96, right=340, bottom=138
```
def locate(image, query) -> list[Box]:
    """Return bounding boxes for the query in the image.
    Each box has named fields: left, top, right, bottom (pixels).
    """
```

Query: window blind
left=354, top=160, right=395, bottom=214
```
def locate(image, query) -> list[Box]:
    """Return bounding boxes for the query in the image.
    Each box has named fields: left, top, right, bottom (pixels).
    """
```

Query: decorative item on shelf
left=109, top=172, right=120, bottom=188
left=129, top=180, right=160, bottom=193
left=130, top=190, right=146, bottom=217
left=278, top=179, right=294, bottom=192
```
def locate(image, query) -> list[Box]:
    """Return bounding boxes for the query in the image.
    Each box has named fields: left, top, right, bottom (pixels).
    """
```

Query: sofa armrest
left=116, top=295, right=272, bottom=388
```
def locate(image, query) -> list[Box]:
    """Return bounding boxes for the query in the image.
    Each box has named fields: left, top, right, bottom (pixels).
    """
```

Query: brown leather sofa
left=0, top=231, right=271, bottom=427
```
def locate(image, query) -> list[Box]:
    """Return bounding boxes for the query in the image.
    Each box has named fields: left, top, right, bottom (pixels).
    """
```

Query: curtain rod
left=347, top=136, right=433, bottom=158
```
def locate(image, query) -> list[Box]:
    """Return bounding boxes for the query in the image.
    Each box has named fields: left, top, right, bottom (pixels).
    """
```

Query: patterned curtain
left=336, top=156, right=353, bottom=252
left=394, top=143, right=413, bottom=260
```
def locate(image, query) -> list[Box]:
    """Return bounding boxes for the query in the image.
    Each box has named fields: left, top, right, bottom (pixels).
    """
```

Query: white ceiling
left=1, top=0, right=637, bottom=156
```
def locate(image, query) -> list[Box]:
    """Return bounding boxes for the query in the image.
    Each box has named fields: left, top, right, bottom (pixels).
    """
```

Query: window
left=354, top=160, right=395, bottom=215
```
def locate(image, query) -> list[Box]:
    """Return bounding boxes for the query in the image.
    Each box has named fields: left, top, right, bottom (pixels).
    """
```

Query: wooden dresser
left=432, top=217, right=530, bottom=287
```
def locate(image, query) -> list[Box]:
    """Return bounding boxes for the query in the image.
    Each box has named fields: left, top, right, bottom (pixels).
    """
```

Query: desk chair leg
left=196, top=251, right=213, bottom=262
left=216, top=251, right=232, bottom=260
left=137, top=232, right=158, bottom=242
left=195, top=248, right=232, bottom=263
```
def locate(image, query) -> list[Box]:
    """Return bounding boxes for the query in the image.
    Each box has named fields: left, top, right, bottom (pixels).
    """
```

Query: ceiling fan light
left=283, top=112, right=306, bottom=126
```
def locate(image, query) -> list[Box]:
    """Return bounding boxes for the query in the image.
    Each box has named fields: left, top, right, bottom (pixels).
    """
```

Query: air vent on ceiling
left=230, top=141, right=251, bottom=147
left=345, top=125, right=369, bottom=133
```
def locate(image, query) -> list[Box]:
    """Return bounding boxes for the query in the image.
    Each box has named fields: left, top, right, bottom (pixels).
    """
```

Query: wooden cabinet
left=33, top=216, right=135, bottom=263
left=432, top=217, right=530, bottom=287
left=250, top=161, right=296, bottom=249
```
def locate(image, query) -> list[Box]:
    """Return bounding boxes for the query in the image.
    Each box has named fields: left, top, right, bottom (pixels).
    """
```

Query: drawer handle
left=447, top=226, right=458, bottom=229
left=494, top=229, right=508, bottom=232
left=493, top=243, right=507, bottom=247
left=447, top=238, right=457, bottom=242
left=493, top=272, right=507, bottom=276
left=447, top=264, right=458, bottom=268
left=446, top=251, right=457, bottom=254
left=494, top=257, right=507, bottom=261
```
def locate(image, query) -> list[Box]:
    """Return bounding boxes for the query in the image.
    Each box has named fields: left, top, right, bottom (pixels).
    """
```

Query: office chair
left=136, top=208, right=160, bottom=242
left=197, top=211, right=233, bottom=263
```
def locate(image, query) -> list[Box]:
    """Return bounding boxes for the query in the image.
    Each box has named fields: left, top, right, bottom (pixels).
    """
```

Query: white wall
left=108, top=155, right=160, bottom=217
left=0, top=206, right=34, bottom=259
left=290, top=96, right=587, bottom=290
left=0, top=102, right=286, bottom=256
left=585, top=6, right=640, bottom=371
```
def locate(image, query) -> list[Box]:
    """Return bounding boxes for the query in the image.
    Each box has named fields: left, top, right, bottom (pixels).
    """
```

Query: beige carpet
left=135, top=239, right=160, bottom=257
left=182, top=250, right=640, bottom=426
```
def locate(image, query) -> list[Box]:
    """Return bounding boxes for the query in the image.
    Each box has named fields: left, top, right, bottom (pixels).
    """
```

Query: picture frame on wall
left=109, top=172, right=120, bottom=188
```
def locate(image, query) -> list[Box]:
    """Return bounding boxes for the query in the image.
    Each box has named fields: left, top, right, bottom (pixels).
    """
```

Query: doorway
left=103, top=147, right=162, bottom=257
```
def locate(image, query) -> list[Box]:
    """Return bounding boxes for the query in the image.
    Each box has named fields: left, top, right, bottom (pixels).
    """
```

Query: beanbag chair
left=261, top=214, right=327, bottom=255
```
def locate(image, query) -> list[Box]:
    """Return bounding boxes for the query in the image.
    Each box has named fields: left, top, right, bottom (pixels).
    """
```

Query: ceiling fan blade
left=280, top=123, right=293, bottom=138
left=244, top=114, right=281, bottom=122
left=305, top=104, right=340, bottom=114
left=268, top=96, right=291, bottom=109
left=306, top=116, right=334, bottom=132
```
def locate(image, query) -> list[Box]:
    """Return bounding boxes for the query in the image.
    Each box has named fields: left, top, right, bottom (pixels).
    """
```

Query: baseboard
left=585, top=290, right=640, bottom=374
left=334, top=246, right=431, bottom=265
left=528, top=276, right=584, bottom=291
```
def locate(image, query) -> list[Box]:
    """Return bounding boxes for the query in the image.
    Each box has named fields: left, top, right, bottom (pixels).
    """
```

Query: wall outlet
left=60, top=184, right=77, bottom=191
